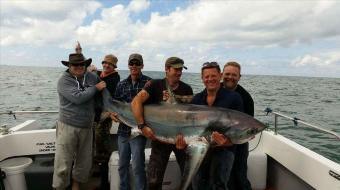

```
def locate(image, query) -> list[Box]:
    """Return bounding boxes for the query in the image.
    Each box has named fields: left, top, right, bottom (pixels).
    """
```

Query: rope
left=0, top=168, right=6, bottom=190
left=249, top=131, right=263, bottom=152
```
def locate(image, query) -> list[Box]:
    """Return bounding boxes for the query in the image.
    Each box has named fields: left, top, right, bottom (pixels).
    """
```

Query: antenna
left=75, top=41, right=82, bottom=54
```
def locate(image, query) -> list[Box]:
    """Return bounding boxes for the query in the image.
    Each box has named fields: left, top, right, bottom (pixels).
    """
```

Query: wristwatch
left=138, top=123, right=147, bottom=130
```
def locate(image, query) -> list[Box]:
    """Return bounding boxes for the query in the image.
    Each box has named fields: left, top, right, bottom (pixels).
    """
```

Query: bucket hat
left=102, top=54, right=118, bottom=68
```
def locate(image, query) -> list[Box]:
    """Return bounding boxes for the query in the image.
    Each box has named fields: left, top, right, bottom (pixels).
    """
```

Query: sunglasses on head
left=71, top=63, right=85, bottom=67
left=201, top=62, right=220, bottom=71
left=128, top=60, right=142, bottom=66
left=202, top=62, right=218, bottom=67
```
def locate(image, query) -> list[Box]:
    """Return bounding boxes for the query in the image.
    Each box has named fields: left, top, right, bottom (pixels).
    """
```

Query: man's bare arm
left=131, top=90, right=156, bottom=140
left=131, top=89, right=149, bottom=124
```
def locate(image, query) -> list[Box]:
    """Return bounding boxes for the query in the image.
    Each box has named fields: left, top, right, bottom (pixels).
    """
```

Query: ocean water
left=0, top=65, right=339, bottom=163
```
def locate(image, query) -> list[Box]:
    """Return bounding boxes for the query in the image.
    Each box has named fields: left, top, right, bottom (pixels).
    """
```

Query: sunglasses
left=71, top=63, right=85, bottom=67
left=128, top=60, right=142, bottom=66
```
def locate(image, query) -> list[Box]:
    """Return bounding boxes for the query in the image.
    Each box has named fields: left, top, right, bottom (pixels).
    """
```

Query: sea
left=0, top=65, right=339, bottom=163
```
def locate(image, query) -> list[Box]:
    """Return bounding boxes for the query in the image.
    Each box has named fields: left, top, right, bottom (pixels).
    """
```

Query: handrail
left=264, top=108, right=340, bottom=140
left=1, top=109, right=339, bottom=140
left=0, top=111, right=58, bottom=115
left=0, top=110, right=58, bottom=120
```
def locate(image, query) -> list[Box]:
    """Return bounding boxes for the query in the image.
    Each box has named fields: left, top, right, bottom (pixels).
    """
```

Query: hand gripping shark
left=102, top=90, right=267, bottom=189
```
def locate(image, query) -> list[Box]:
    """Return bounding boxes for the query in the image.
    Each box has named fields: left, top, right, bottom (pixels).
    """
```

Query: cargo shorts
left=52, top=121, right=93, bottom=189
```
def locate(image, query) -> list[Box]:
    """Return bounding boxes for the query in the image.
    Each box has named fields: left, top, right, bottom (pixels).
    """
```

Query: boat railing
left=263, top=107, right=340, bottom=140
left=0, top=111, right=59, bottom=134
left=1, top=109, right=339, bottom=140
left=0, top=111, right=58, bottom=120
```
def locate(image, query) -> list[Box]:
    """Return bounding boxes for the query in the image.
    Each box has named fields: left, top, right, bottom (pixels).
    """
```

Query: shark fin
left=129, top=127, right=142, bottom=139
left=120, top=128, right=143, bottom=143
left=179, top=137, right=210, bottom=190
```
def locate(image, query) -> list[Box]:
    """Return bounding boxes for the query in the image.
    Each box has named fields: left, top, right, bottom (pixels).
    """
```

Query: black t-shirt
left=144, top=78, right=193, bottom=104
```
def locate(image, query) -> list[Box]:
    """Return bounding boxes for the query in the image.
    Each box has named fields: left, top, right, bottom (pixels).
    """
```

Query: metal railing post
left=262, top=109, right=340, bottom=140
left=274, top=113, right=278, bottom=135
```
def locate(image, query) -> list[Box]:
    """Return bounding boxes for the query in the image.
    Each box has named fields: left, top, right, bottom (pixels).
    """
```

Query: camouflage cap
left=165, top=57, right=187, bottom=69
left=128, top=53, right=143, bottom=65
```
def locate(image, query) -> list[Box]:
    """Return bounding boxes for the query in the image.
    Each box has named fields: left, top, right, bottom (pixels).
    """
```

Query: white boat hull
left=1, top=120, right=339, bottom=190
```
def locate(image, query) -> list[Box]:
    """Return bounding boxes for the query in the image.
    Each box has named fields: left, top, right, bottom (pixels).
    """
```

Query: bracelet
left=138, top=123, right=147, bottom=130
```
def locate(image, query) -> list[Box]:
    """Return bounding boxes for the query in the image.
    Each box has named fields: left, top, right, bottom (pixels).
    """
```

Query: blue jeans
left=192, top=147, right=235, bottom=190
left=118, top=135, right=147, bottom=190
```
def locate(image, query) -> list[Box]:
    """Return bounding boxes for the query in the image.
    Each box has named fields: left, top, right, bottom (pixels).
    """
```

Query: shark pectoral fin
left=127, top=127, right=142, bottom=141
left=122, top=128, right=142, bottom=143
left=179, top=138, right=210, bottom=190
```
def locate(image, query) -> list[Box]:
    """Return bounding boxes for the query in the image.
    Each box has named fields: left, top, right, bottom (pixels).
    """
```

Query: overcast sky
left=1, top=0, right=340, bottom=78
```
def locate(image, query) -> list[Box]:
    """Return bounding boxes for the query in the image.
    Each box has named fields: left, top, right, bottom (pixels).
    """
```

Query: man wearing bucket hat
left=93, top=54, right=120, bottom=189
left=53, top=53, right=106, bottom=190
left=131, top=57, right=193, bottom=189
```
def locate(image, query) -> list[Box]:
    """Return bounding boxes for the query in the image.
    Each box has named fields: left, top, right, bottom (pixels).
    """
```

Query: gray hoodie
left=57, top=70, right=100, bottom=128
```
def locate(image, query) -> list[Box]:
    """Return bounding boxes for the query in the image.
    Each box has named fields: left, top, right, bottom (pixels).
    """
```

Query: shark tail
left=179, top=137, right=209, bottom=190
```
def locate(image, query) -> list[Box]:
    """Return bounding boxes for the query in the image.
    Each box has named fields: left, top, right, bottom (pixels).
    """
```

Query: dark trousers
left=228, top=142, right=252, bottom=190
left=93, top=118, right=113, bottom=190
left=192, top=147, right=235, bottom=190
left=147, top=140, right=186, bottom=190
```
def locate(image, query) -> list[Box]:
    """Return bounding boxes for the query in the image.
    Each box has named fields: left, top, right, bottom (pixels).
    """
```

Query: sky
left=1, top=0, right=340, bottom=78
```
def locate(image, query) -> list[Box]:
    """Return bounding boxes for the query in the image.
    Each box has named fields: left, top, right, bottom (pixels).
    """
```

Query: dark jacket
left=191, top=87, right=243, bottom=151
left=191, top=87, right=244, bottom=112
left=94, top=71, right=120, bottom=122
left=235, top=84, right=254, bottom=116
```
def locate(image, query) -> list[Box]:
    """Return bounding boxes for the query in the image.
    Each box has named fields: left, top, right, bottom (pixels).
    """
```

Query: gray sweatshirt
left=57, top=70, right=100, bottom=128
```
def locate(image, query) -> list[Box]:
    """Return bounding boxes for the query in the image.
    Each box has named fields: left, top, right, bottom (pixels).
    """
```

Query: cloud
left=127, top=0, right=150, bottom=13
left=291, top=51, right=340, bottom=67
left=2, top=0, right=340, bottom=49
left=133, top=1, right=340, bottom=48
left=76, top=4, right=132, bottom=46
left=1, top=0, right=340, bottom=77
left=73, top=0, right=152, bottom=48
left=0, top=0, right=101, bottom=46
left=288, top=50, right=340, bottom=77
left=292, top=55, right=322, bottom=67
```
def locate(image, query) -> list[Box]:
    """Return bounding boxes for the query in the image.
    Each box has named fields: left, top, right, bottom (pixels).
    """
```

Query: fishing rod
left=0, top=110, right=58, bottom=119
left=264, top=108, right=340, bottom=140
